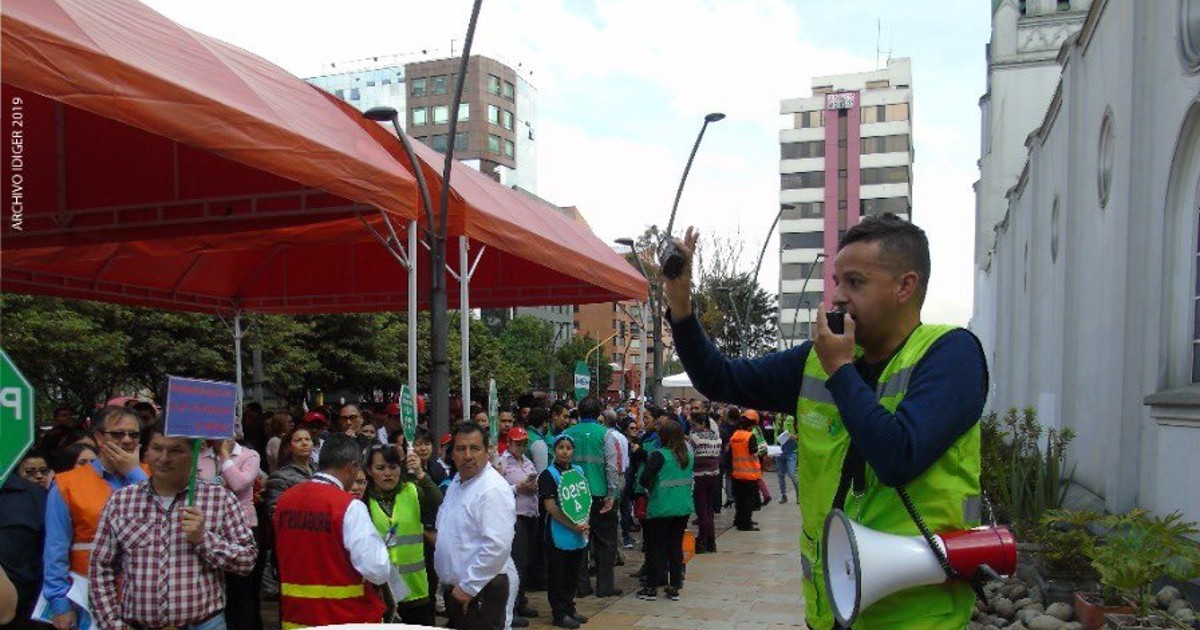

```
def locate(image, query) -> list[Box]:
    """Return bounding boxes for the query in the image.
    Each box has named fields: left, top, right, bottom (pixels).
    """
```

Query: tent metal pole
left=233, top=310, right=244, bottom=435
left=408, top=221, right=418, bottom=404
left=459, top=235, right=470, bottom=420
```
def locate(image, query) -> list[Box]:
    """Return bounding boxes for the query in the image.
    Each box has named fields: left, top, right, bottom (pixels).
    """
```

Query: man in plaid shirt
left=89, top=429, right=256, bottom=630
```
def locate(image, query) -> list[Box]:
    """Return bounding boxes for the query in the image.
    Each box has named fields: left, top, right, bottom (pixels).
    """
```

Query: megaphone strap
left=896, top=486, right=991, bottom=605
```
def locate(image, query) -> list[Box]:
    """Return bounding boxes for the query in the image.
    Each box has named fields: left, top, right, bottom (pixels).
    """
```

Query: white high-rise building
left=777, top=58, right=914, bottom=348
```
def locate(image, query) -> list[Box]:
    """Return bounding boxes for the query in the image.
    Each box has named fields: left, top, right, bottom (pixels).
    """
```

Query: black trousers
left=575, top=497, right=618, bottom=594
left=527, top=513, right=548, bottom=590
left=394, top=599, right=436, bottom=626
left=511, top=514, right=539, bottom=608
left=643, top=515, right=688, bottom=589
left=224, top=525, right=264, bottom=630
left=732, top=478, right=760, bottom=529
left=444, top=573, right=509, bottom=630
left=546, top=536, right=584, bottom=621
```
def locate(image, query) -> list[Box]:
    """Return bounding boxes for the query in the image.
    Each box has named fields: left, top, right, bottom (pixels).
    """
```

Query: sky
left=141, top=0, right=991, bottom=325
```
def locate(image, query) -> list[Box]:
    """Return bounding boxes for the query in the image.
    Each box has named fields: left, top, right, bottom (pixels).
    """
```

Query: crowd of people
left=1, top=390, right=796, bottom=630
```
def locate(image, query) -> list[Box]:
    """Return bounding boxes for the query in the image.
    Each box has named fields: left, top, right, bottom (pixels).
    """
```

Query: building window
left=780, top=260, right=825, bottom=281
left=779, top=322, right=812, bottom=340
left=796, top=110, right=824, bottom=129
left=861, top=166, right=910, bottom=185
left=862, top=104, right=908, bottom=124
left=335, top=89, right=345, bottom=100
left=458, top=103, right=470, bottom=121
left=780, top=202, right=824, bottom=219
left=412, top=107, right=427, bottom=126
left=504, top=139, right=515, bottom=158
left=410, top=78, right=426, bottom=97
left=503, top=81, right=515, bottom=100
left=781, top=172, right=825, bottom=190
left=781, top=140, right=825, bottom=159
left=488, top=74, right=502, bottom=95
left=865, top=79, right=890, bottom=89
left=431, top=75, right=448, bottom=95
left=501, top=110, right=514, bottom=130
left=455, top=132, right=469, bottom=150
left=349, top=88, right=360, bottom=101
left=366, top=80, right=376, bottom=87
left=860, top=134, right=910, bottom=154
left=488, top=134, right=501, bottom=154
left=433, top=105, right=449, bottom=125
left=382, top=77, right=391, bottom=85
left=431, top=134, right=449, bottom=152
left=860, top=197, right=910, bottom=216
left=780, top=232, right=825, bottom=250
left=488, top=104, right=500, bottom=125
left=779, top=291, right=825, bottom=309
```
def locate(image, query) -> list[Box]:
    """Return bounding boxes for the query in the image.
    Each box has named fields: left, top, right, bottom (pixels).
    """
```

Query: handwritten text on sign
left=165, top=376, right=237, bottom=439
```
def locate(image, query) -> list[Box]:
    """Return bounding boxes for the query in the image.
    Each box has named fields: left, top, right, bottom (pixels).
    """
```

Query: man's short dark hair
left=549, top=402, right=568, bottom=418
left=318, top=434, right=363, bottom=471
left=839, top=213, right=931, bottom=303
left=527, top=407, right=549, bottom=430
left=578, top=396, right=602, bottom=420
left=451, top=421, right=489, bottom=449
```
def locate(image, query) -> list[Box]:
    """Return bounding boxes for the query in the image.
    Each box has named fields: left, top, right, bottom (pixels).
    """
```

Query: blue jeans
left=775, top=450, right=798, bottom=498
left=192, top=616, right=228, bottom=630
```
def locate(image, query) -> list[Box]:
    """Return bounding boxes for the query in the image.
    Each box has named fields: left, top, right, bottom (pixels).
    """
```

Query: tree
left=694, top=271, right=778, bottom=357
left=554, top=335, right=613, bottom=399
left=124, top=309, right=232, bottom=400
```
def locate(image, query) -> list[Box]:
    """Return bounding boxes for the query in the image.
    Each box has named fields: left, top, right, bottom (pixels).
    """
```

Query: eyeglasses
left=21, top=467, right=50, bottom=477
left=100, top=430, right=141, bottom=440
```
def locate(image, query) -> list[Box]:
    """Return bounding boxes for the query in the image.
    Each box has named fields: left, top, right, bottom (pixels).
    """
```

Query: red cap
left=304, top=411, right=327, bottom=424
left=741, top=409, right=760, bottom=424
left=440, top=433, right=453, bottom=446
left=384, top=402, right=401, bottom=416
left=508, top=427, right=529, bottom=441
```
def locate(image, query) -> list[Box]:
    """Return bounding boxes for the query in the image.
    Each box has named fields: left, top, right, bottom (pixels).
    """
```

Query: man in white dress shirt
left=435, top=422, right=519, bottom=630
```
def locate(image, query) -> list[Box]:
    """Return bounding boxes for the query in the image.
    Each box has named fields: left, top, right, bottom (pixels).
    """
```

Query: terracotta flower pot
left=1075, top=591, right=1135, bottom=630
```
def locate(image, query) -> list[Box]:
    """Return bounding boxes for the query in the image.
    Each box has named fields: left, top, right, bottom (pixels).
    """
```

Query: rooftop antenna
left=875, top=18, right=881, bottom=70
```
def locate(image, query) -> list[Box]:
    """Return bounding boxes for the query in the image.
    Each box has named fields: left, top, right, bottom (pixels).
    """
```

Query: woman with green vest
left=636, top=417, right=694, bottom=602
left=661, top=215, right=988, bottom=629
left=362, top=443, right=443, bottom=625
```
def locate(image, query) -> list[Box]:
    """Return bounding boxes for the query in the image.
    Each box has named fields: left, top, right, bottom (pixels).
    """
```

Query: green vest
left=646, top=447, right=694, bottom=519
left=367, top=483, right=429, bottom=603
left=796, top=324, right=981, bottom=630
left=564, top=421, right=608, bottom=498
left=526, top=426, right=546, bottom=446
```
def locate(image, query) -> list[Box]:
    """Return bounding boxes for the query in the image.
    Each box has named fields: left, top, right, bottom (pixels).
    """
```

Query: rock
left=990, top=615, right=1012, bottom=627
left=1156, top=585, right=1182, bottom=608
left=984, top=626, right=1001, bottom=630
left=1045, top=602, right=1074, bottom=622
left=1061, top=623, right=1083, bottom=630
left=1028, top=615, right=1064, bottom=630
left=992, top=597, right=1016, bottom=618
left=968, top=623, right=983, bottom=630
left=1168, top=598, right=1191, bottom=615
left=1025, top=602, right=1045, bottom=613
left=1004, top=622, right=1028, bottom=630
left=1175, top=608, right=1196, bottom=623
left=1014, top=597, right=1034, bottom=610
left=1009, top=584, right=1030, bottom=600
left=1016, top=608, right=1042, bottom=625
left=1029, top=586, right=1044, bottom=603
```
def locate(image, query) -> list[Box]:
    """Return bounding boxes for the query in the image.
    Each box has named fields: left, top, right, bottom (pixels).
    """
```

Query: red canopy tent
left=1, top=0, right=647, bottom=410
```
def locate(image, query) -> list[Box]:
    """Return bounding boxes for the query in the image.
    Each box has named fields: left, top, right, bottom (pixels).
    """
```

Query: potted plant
left=1075, top=509, right=1200, bottom=630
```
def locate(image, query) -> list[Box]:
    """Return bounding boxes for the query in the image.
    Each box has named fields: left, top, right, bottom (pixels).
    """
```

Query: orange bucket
left=682, top=529, right=696, bottom=563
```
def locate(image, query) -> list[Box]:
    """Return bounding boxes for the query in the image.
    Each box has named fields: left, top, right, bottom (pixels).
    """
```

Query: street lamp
left=616, top=237, right=662, bottom=402
left=362, top=0, right=483, bottom=442
left=788, top=252, right=827, bottom=348
left=658, top=112, right=726, bottom=279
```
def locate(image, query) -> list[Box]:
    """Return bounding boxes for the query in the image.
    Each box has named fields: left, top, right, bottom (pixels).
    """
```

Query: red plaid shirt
left=88, top=480, right=256, bottom=629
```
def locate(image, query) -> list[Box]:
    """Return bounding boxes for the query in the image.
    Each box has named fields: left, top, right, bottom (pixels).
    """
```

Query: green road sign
left=0, top=349, right=35, bottom=485
left=487, top=379, right=499, bottom=446
left=399, top=385, right=417, bottom=445
left=573, top=360, right=590, bottom=401
left=557, top=468, right=592, bottom=525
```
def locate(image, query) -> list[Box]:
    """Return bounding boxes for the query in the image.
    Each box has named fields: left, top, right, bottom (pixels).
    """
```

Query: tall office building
left=777, top=58, right=915, bottom=348
left=306, top=54, right=538, bottom=193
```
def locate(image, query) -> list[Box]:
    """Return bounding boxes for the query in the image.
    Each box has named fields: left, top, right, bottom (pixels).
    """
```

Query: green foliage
left=1037, top=509, right=1102, bottom=579
left=693, top=271, right=778, bottom=357
left=979, top=407, right=1076, bottom=530
left=554, top=335, right=613, bottom=399
left=1079, top=510, right=1200, bottom=617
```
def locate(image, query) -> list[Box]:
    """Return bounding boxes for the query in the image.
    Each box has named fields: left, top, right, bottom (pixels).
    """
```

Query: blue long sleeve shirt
left=669, top=313, right=987, bottom=488
left=43, top=459, right=148, bottom=616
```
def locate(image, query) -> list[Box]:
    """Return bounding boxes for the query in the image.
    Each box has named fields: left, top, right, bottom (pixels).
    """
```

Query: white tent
left=661, top=372, right=694, bottom=388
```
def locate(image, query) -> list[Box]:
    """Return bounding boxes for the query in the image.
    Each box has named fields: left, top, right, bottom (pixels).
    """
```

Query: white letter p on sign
left=0, top=387, right=22, bottom=421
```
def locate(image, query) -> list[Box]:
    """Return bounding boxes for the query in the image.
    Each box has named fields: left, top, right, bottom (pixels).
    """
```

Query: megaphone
left=822, top=509, right=1016, bottom=627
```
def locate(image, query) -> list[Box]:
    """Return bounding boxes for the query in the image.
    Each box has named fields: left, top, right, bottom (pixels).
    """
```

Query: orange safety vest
left=274, top=479, right=384, bottom=629
left=55, top=465, right=115, bottom=575
left=730, top=430, right=762, bottom=481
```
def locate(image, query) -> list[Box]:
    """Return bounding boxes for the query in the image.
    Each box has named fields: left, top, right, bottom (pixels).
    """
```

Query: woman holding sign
left=537, top=435, right=592, bottom=629
left=637, top=418, right=695, bottom=602
left=362, top=443, right=442, bottom=625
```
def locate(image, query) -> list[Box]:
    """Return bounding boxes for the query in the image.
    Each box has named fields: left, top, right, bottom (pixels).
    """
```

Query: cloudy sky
left=143, top=0, right=990, bottom=325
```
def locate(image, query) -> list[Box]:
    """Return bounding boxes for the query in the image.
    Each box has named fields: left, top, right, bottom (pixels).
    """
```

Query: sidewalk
left=572, top=498, right=806, bottom=630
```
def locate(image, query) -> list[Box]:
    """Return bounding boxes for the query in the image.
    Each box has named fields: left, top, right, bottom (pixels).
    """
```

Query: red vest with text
left=274, top=479, right=384, bottom=628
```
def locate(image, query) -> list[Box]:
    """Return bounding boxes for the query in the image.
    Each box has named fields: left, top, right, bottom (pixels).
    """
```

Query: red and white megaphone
left=822, top=509, right=1017, bottom=627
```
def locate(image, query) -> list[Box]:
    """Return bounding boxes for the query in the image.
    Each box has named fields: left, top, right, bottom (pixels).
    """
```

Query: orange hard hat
left=740, top=409, right=760, bottom=424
